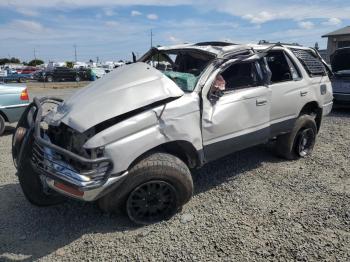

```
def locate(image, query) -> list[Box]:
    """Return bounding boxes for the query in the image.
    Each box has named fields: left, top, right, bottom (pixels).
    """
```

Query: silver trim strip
left=0, top=103, right=29, bottom=109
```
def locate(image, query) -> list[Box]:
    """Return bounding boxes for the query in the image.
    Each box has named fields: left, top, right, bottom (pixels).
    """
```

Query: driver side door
left=202, top=60, right=272, bottom=161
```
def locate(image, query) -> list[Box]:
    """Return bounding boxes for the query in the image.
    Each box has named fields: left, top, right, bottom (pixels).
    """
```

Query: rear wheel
left=0, top=114, right=5, bottom=136
left=276, top=115, right=317, bottom=160
left=98, top=153, right=193, bottom=224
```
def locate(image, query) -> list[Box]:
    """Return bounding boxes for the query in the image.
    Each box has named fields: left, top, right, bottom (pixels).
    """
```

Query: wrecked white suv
left=13, top=42, right=333, bottom=224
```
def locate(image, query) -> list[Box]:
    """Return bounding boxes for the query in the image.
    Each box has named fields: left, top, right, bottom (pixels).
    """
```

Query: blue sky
left=0, top=0, right=349, bottom=62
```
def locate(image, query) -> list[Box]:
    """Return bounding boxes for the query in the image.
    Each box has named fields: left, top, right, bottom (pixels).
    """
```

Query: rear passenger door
left=201, top=60, right=272, bottom=162
left=266, top=49, right=307, bottom=135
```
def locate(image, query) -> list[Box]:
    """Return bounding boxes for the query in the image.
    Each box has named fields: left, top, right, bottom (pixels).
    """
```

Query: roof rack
left=258, top=40, right=300, bottom=46
left=194, top=41, right=236, bottom=47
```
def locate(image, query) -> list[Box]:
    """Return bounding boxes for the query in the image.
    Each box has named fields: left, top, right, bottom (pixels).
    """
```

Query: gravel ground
left=0, top=102, right=349, bottom=261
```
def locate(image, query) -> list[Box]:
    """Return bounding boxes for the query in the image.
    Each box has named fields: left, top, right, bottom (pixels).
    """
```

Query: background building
left=322, top=26, right=350, bottom=63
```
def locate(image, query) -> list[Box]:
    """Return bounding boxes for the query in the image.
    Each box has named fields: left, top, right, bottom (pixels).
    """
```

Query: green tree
left=314, top=42, right=320, bottom=51
left=28, top=59, right=44, bottom=66
left=66, top=61, right=74, bottom=68
left=9, top=57, right=20, bottom=64
left=0, top=57, right=21, bottom=65
left=0, top=58, right=10, bottom=65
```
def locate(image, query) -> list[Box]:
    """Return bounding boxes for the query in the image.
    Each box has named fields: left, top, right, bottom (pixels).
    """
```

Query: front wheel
left=0, top=114, right=5, bottom=136
left=275, top=115, right=317, bottom=160
left=46, top=75, right=53, bottom=82
left=98, top=153, right=193, bottom=225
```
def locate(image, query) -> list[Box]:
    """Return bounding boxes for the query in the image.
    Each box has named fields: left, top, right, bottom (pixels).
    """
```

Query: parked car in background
left=91, top=67, right=107, bottom=79
left=0, top=69, right=33, bottom=83
left=13, top=42, right=333, bottom=225
left=330, top=47, right=350, bottom=106
left=0, top=84, right=29, bottom=135
left=37, top=67, right=92, bottom=82
left=19, top=66, right=39, bottom=75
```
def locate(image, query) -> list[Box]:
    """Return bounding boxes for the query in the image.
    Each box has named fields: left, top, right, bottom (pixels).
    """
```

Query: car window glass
left=142, top=50, right=214, bottom=92
left=220, top=62, right=259, bottom=92
left=285, top=54, right=301, bottom=80
left=290, top=49, right=326, bottom=77
left=266, top=51, right=295, bottom=83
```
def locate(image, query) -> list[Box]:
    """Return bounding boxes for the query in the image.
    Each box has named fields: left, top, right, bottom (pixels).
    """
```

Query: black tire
left=0, top=114, right=5, bottom=136
left=17, top=134, right=66, bottom=206
left=98, top=153, right=193, bottom=224
left=276, top=115, right=317, bottom=160
left=46, top=75, right=53, bottom=82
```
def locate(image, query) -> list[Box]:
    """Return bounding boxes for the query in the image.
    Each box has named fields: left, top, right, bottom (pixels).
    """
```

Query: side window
left=220, top=62, right=260, bottom=92
left=266, top=51, right=301, bottom=84
left=290, top=48, right=326, bottom=77
left=285, top=55, right=301, bottom=80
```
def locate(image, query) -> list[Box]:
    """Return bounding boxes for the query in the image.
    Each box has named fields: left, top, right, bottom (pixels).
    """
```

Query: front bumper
left=21, top=97, right=128, bottom=201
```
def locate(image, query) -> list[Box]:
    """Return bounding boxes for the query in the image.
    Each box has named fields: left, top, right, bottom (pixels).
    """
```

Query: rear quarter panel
left=284, top=48, right=333, bottom=115
left=0, top=85, right=28, bottom=122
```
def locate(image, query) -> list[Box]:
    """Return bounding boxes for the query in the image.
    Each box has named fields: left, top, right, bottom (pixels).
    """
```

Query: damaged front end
left=15, top=97, right=128, bottom=201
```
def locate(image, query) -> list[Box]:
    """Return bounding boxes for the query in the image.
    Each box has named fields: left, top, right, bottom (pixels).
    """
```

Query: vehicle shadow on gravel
left=0, top=183, right=136, bottom=262
left=192, top=144, right=283, bottom=195
left=2, top=126, right=15, bottom=136
left=0, top=145, right=283, bottom=261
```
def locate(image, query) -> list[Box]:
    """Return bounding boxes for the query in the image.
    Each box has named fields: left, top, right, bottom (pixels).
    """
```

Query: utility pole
left=33, top=48, right=37, bottom=66
left=74, top=44, right=77, bottom=62
left=150, top=29, right=154, bottom=48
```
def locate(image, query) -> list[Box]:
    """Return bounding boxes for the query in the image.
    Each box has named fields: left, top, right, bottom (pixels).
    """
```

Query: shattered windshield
left=142, top=50, right=215, bottom=92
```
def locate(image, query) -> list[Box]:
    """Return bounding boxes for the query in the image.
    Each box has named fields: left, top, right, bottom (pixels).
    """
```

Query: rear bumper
left=18, top=98, right=127, bottom=201
left=322, top=101, right=333, bottom=116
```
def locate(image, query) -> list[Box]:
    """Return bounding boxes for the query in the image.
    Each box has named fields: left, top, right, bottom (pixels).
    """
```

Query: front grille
left=29, top=97, right=113, bottom=189
left=32, top=140, right=111, bottom=187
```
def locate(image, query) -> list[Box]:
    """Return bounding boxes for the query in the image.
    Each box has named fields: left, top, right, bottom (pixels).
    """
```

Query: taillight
left=20, top=88, right=29, bottom=101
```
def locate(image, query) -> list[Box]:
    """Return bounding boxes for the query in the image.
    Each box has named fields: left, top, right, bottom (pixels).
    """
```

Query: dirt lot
left=0, top=101, right=349, bottom=261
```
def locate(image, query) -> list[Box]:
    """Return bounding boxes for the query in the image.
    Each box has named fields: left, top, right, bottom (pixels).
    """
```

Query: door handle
left=300, top=91, right=308, bottom=96
left=256, top=99, right=268, bottom=106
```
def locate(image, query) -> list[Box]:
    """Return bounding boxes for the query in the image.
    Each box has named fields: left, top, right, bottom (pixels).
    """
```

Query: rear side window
left=266, top=51, right=301, bottom=84
left=290, top=49, right=326, bottom=77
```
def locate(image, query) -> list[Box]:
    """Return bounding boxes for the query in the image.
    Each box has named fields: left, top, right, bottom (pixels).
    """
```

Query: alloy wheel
left=296, top=128, right=315, bottom=157
left=126, top=180, right=177, bottom=224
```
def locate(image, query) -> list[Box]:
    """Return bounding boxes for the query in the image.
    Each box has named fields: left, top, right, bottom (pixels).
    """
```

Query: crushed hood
left=51, top=63, right=184, bottom=133
left=331, top=48, right=350, bottom=73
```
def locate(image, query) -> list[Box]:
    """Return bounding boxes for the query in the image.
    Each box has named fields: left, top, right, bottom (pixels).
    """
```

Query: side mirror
left=208, top=90, right=224, bottom=104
